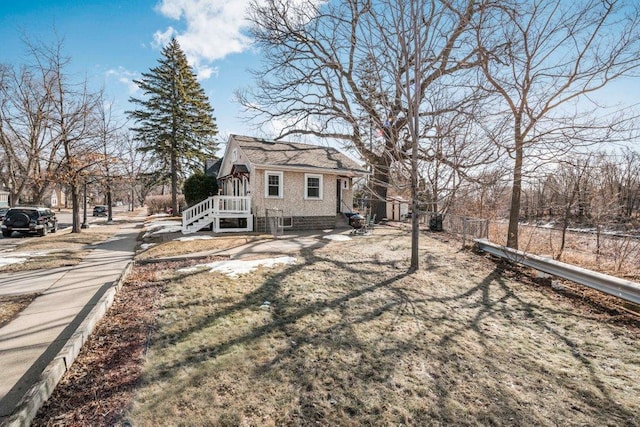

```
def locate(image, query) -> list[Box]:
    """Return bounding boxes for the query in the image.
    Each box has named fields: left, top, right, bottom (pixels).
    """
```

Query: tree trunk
left=371, top=162, right=389, bottom=222
left=556, top=207, right=570, bottom=260
left=107, top=187, right=113, bottom=222
left=171, top=149, right=178, bottom=215
left=410, top=137, right=420, bottom=272
left=507, top=137, right=524, bottom=249
left=71, top=184, right=80, bottom=233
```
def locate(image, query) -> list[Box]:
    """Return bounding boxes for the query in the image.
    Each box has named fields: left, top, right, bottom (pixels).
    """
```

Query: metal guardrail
left=474, top=239, right=640, bottom=305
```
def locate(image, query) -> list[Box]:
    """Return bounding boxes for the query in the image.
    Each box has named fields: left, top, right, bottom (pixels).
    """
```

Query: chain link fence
left=415, top=212, right=489, bottom=246
left=413, top=211, right=637, bottom=275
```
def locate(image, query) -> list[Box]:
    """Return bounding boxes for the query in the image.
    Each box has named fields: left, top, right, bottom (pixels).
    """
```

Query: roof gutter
left=252, top=163, right=370, bottom=176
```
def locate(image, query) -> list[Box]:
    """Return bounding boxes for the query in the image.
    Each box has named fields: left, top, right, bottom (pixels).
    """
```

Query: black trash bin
left=429, top=213, right=443, bottom=231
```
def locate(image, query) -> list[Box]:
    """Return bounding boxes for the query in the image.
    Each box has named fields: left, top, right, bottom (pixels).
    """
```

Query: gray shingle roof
left=205, top=158, right=222, bottom=177
left=231, top=135, right=369, bottom=174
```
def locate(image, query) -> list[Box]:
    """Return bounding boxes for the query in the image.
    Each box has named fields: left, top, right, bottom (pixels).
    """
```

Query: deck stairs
left=182, top=196, right=253, bottom=234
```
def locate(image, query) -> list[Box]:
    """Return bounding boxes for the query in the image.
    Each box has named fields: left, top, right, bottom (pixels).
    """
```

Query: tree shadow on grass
left=135, top=234, right=640, bottom=426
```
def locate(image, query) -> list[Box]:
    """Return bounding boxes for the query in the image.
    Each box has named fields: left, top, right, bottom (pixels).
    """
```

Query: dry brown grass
left=33, top=267, right=164, bottom=426
left=136, top=234, right=268, bottom=261
left=126, top=228, right=640, bottom=426
left=0, top=251, right=85, bottom=272
left=488, top=222, right=640, bottom=279
left=0, top=294, right=38, bottom=327
left=0, top=227, right=117, bottom=273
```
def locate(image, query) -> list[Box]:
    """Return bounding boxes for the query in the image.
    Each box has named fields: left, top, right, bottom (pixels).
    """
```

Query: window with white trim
left=305, top=174, right=323, bottom=200
left=265, top=171, right=283, bottom=198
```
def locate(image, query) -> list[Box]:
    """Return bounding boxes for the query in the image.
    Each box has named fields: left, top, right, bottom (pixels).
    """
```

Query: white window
left=232, top=148, right=238, bottom=162
left=265, top=171, right=283, bottom=198
left=233, top=178, right=240, bottom=196
left=305, top=174, right=323, bottom=200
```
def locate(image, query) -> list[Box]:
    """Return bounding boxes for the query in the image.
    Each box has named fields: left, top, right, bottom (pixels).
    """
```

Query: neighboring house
left=204, top=158, right=223, bottom=180
left=183, top=134, right=369, bottom=233
left=387, top=196, right=409, bottom=221
left=0, top=189, right=9, bottom=208
left=43, top=186, right=66, bottom=208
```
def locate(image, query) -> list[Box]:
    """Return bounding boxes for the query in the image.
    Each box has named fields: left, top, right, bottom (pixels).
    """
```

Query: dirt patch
left=31, top=228, right=640, bottom=426
left=32, top=266, right=164, bottom=426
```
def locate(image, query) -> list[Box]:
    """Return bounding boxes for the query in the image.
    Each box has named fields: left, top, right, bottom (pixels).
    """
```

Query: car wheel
left=2, top=230, right=11, bottom=238
left=51, top=221, right=57, bottom=233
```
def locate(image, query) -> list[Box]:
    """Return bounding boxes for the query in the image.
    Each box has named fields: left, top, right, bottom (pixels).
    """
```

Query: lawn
left=117, top=228, right=639, bottom=426
left=0, top=212, right=145, bottom=273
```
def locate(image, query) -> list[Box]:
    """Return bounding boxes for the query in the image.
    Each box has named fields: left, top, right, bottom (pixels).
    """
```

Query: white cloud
left=154, top=0, right=254, bottom=79
left=106, top=67, right=140, bottom=95
left=152, top=26, right=178, bottom=48
left=195, top=64, right=218, bottom=80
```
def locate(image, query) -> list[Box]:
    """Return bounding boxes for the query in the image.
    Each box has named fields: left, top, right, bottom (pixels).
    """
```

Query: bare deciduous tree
left=478, top=0, right=640, bottom=248
left=28, top=37, right=102, bottom=232
left=119, top=133, right=161, bottom=211
left=0, top=62, right=63, bottom=205
left=241, top=0, right=500, bottom=270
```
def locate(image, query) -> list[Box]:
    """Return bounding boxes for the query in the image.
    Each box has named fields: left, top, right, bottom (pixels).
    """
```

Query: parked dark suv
left=1, top=207, right=57, bottom=237
left=92, top=205, right=108, bottom=217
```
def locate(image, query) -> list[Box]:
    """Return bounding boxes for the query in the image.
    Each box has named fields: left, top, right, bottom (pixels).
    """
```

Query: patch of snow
left=177, top=256, right=297, bottom=278
left=143, top=220, right=183, bottom=237
left=145, top=220, right=182, bottom=230
left=140, top=243, right=156, bottom=250
left=323, top=234, right=352, bottom=241
left=567, top=227, right=597, bottom=233
left=0, top=257, right=28, bottom=267
left=0, top=249, right=59, bottom=266
left=175, top=235, right=214, bottom=242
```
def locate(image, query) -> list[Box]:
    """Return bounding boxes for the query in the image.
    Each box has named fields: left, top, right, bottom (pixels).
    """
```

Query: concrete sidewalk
left=0, top=221, right=142, bottom=426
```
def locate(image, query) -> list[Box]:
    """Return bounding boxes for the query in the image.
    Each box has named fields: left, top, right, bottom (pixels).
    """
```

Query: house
left=386, top=196, right=409, bottom=221
left=182, top=134, right=369, bottom=233
left=45, top=186, right=66, bottom=208
left=0, top=189, right=9, bottom=208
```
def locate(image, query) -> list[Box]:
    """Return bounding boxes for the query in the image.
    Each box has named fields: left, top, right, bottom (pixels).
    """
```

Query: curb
left=1, top=261, right=135, bottom=427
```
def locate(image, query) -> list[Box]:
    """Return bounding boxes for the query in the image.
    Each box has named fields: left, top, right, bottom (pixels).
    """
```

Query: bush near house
left=145, top=195, right=185, bottom=215
left=183, top=171, right=218, bottom=206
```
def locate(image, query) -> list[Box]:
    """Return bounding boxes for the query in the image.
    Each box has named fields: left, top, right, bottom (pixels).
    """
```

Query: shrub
left=145, top=195, right=185, bottom=215
left=183, top=171, right=218, bottom=206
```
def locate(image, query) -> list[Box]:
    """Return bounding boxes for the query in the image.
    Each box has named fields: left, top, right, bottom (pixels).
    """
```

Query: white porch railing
left=182, top=196, right=252, bottom=234
left=214, top=195, right=251, bottom=214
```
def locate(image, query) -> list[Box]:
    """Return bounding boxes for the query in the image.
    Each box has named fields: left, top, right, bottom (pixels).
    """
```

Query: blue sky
left=0, top=0, right=259, bottom=141
left=1, top=0, right=638, bottom=155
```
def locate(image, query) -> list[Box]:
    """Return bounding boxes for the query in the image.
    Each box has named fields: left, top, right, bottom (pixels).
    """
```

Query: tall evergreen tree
left=128, top=38, right=218, bottom=214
